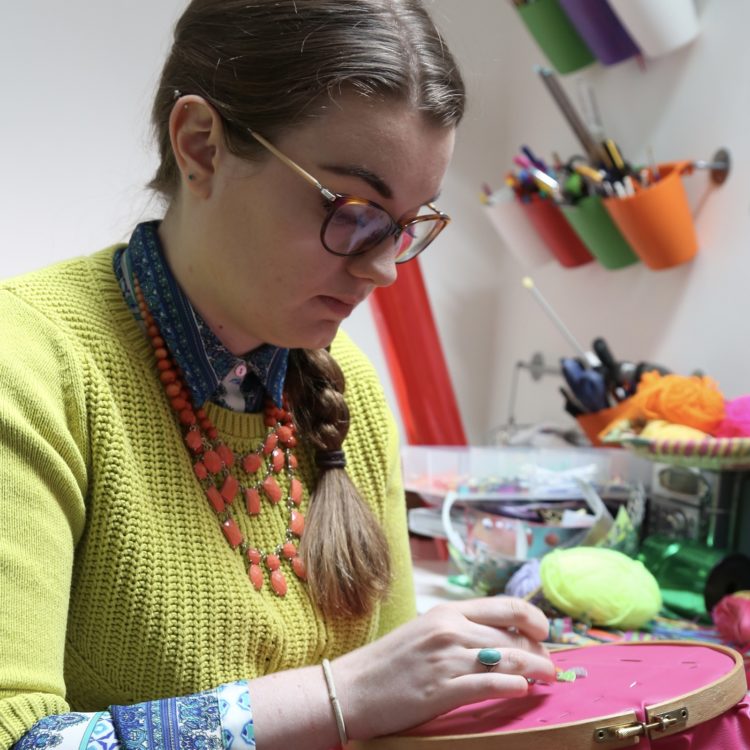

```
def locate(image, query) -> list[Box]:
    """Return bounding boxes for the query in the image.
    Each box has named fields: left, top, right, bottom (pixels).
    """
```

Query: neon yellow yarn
left=540, top=547, right=661, bottom=629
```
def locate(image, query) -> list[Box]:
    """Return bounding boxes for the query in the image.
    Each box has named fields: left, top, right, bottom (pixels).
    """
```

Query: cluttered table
left=392, top=444, right=750, bottom=746
left=403, top=444, right=750, bottom=666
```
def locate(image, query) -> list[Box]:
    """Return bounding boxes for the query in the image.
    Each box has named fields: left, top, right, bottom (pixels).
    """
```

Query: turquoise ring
left=477, top=648, right=502, bottom=671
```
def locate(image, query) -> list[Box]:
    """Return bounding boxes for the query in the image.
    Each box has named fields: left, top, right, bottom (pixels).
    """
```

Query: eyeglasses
left=247, top=129, right=450, bottom=264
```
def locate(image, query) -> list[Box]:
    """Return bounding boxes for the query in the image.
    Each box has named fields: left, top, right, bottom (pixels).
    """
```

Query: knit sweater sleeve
left=0, top=291, right=89, bottom=748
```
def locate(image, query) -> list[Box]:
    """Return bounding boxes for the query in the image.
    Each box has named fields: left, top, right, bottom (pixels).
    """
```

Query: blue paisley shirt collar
left=114, top=220, right=288, bottom=412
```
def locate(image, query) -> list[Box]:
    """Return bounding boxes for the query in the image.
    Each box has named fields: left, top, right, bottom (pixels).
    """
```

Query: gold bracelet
left=321, top=658, right=348, bottom=746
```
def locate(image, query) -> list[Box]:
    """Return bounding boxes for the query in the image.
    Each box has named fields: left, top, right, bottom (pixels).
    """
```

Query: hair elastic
left=315, top=450, right=346, bottom=470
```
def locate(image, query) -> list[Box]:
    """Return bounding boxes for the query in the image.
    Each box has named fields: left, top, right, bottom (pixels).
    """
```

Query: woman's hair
left=150, top=0, right=465, bottom=618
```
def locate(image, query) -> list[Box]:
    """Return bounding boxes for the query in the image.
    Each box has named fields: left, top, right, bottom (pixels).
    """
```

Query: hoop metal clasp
left=594, top=707, right=688, bottom=743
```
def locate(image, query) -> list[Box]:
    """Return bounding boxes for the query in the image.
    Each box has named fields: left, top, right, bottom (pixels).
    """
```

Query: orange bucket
left=603, top=161, right=698, bottom=270
left=576, top=399, right=632, bottom=447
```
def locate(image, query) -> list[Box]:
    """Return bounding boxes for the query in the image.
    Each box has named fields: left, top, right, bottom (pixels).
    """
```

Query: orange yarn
left=627, top=371, right=726, bottom=435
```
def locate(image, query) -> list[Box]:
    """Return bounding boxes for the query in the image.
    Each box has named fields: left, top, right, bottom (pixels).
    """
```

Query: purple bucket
left=559, top=0, right=639, bottom=65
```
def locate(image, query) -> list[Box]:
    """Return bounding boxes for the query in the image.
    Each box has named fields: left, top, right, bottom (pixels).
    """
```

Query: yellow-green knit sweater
left=0, top=248, right=415, bottom=749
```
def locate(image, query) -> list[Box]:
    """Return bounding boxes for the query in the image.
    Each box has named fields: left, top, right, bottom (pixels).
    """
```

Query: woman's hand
left=332, top=596, right=556, bottom=741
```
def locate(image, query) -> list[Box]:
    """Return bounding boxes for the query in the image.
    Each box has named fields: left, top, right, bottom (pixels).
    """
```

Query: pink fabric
left=655, top=699, right=750, bottom=748
left=408, top=644, right=744, bottom=741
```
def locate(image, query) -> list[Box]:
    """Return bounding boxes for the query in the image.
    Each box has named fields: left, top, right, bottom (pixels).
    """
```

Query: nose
left=346, top=240, right=399, bottom=288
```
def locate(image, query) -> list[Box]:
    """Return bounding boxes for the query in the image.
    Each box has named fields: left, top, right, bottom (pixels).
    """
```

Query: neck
left=158, top=204, right=264, bottom=356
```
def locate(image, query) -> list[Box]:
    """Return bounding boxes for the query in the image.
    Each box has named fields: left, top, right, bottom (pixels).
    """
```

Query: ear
left=169, top=95, right=226, bottom=198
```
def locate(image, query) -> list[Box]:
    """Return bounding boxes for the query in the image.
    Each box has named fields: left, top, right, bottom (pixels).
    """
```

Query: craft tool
left=560, top=385, right=585, bottom=418
left=521, top=144, right=549, bottom=173
left=528, top=166, right=562, bottom=199
left=521, top=277, right=597, bottom=367
left=535, top=66, right=610, bottom=168
left=592, top=337, right=628, bottom=402
left=572, top=163, right=603, bottom=183
left=647, top=145, right=660, bottom=181
left=561, top=357, right=610, bottom=413
left=604, top=139, right=626, bottom=173
left=576, top=79, right=606, bottom=142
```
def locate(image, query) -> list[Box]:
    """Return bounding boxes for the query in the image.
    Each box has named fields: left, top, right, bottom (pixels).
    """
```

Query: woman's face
left=169, top=93, right=455, bottom=354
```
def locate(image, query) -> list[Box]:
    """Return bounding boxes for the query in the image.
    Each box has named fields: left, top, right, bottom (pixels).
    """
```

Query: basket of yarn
left=601, top=373, right=750, bottom=470
left=506, top=546, right=662, bottom=629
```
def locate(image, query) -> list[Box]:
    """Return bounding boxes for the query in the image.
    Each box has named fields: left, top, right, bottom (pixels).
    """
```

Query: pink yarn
left=712, top=593, right=750, bottom=649
left=716, top=396, right=750, bottom=438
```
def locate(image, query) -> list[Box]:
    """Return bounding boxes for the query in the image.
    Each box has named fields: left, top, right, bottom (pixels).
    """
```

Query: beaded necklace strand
left=135, top=279, right=306, bottom=597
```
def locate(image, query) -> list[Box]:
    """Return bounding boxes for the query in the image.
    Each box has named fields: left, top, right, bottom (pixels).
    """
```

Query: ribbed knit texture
left=0, top=247, right=415, bottom=750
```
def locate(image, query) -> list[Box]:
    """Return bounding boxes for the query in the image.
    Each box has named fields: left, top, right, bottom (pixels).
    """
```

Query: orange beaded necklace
left=135, top=278, right=306, bottom=597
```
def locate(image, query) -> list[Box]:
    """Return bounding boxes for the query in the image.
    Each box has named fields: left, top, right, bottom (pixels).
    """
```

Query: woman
left=0, top=1, right=554, bottom=749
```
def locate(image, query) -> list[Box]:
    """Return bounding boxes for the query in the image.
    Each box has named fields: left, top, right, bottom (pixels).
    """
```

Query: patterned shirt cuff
left=217, top=681, right=255, bottom=749
left=111, top=681, right=254, bottom=750
left=13, top=681, right=253, bottom=750
left=13, top=711, right=120, bottom=750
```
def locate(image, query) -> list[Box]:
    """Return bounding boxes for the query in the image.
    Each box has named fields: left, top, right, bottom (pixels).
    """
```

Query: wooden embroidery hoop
left=351, top=641, right=746, bottom=750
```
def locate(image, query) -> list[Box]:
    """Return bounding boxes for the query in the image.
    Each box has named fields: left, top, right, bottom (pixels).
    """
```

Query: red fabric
left=370, top=259, right=466, bottom=446
left=407, top=643, right=750, bottom=746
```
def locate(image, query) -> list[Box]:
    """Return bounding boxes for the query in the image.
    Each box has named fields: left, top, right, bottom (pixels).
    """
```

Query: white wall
left=0, top=1, right=186, bottom=257
left=424, top=0, right=748, bottom=442
left=2, top=1, right=747, bottom=444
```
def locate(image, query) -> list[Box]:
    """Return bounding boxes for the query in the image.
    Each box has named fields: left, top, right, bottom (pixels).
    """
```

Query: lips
left=318, top=295, right=359, bottom=318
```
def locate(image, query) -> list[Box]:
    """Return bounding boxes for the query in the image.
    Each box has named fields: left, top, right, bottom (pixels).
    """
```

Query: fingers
left=455, top=620, right=551, bottom=660
left=419, top=600, right=556, bottom=681
left=446, top=672, right=531, bottom=708
left=422, top=599, right=552, bottom=661
left=433, top=638, right=554, bottom=683
left=441, top=596, right=551, bottom=643
left=468, top=646, right=556, bottom=682
left=427, top=644, right=551, bottom=709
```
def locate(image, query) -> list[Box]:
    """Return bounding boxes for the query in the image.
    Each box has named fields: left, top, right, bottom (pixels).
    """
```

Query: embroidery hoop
left=351, top=641, right=746, bottom=749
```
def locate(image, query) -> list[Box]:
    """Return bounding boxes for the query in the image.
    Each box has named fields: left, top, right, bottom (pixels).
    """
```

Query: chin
left=275, top=322, right=340, bottom=351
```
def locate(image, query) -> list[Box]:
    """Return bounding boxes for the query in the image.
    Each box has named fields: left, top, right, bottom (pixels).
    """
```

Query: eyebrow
left=319, top=164, right=393, bottom=200
left=319, top=165, right=444, bottom=209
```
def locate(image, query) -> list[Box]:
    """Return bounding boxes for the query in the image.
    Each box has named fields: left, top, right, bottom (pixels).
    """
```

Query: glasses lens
left=322, top=199, right=395, bottom=256
left=394, top=211, right=446, bottom=264
left=322, top=197, right=448, bottom=262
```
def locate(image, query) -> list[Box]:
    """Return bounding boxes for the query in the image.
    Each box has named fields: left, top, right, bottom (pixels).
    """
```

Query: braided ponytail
left=285, top=348, right=391, bottom=618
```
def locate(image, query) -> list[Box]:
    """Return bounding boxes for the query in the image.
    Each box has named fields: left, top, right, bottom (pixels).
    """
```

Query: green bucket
left=517, top=0, right=595, bottom=74
left=560, top=195, right=639, bottom=270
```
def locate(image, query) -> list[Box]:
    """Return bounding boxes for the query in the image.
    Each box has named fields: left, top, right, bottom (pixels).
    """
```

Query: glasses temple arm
left=247, top=129, right=335, bottom=201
